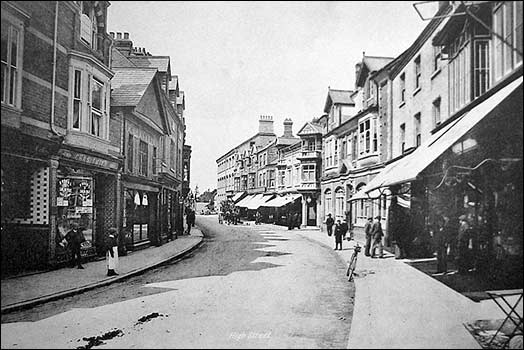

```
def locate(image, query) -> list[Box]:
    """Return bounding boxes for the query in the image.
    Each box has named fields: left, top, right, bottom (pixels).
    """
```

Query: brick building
left=1, top=1, right=119, bottom=274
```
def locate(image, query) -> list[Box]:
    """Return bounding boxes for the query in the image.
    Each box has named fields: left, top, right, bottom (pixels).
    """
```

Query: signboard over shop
left=58, top=149, right=119, bottom=170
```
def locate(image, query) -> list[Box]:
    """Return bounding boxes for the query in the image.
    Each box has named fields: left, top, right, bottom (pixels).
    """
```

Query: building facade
left=1, top=1, right=119, bottom=274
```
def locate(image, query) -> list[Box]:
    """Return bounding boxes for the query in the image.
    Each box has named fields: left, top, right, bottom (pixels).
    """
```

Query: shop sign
left=57, top=197, right=69, bottom=206
left=59, top=149, right=119, bottom=170
left=76, top=207, right=93, bottom=214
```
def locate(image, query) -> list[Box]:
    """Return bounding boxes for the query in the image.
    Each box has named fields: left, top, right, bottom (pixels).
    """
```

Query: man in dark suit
left=65, top=222, right=85, bottom=269
left=334, top=220, right=344, bottom=250
left=364, top=217, right=373, bottom=256
left=371, top=216, right=384, bottom=258
left=325, top=214, right=334, bottom=237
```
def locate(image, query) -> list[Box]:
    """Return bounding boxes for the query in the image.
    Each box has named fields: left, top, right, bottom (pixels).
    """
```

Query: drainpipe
left=50, top=0, right=63, bottom=137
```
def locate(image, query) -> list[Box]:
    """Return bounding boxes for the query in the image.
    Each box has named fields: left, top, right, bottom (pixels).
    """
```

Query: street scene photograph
left=1, top=1, right=523, bottom=349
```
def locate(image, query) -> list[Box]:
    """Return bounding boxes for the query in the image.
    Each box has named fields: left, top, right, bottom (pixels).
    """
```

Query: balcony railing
left=297, top=150, right=322, bottom=160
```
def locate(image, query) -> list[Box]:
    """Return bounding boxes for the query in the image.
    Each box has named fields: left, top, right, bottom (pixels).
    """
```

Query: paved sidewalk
left=1, top=229, right=203, bottom=314
left=262, top=223, right=522, bottom=349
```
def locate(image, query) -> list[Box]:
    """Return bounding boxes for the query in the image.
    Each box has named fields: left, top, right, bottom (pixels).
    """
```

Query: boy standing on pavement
left=364, top=217, right=373, bottom=256
left=371, top=216, right=384, bottom=258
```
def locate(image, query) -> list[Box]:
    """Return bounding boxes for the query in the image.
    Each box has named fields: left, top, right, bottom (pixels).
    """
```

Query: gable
left=136, top=82, right=164, bottom=130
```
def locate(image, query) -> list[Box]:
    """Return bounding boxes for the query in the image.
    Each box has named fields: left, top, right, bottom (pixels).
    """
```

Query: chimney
left=114, top=31, right=133, bottom=56
left=283, top=118, right=293, bottom=138
left=109, top=32, right=115, bottom=38
left=258, top=115, right=274, bottom=134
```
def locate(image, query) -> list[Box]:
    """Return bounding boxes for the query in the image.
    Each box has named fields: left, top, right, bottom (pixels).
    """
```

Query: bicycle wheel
left=348, top=256, right=358, bottom=282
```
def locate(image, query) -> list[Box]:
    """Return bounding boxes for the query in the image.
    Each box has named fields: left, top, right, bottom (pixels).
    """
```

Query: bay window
left=359, top=118, right=375, bottom=155
left=69, top=60, right=110, bottom=138
left=302, top=164, right=315, bottom=182
left=493, top=1, right=523, bottom=83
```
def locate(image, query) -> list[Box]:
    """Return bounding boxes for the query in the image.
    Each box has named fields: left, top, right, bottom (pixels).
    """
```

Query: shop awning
left=366, top=77, right=523, bottom=192
left=231, top=192, right=245, bottom=203
left=261, top=193, right=301, bottom=207
left=236, top=194, right=256, bottom=208
left=246, top=194, right=274, bottom=210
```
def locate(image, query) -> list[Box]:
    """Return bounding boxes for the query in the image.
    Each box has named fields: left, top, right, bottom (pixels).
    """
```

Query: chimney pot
left=116, top=32, right=122, bottom=39
left=109, top=32, right=115, bottom=38
left=124, top=32, right=129, bottom=39
left=283, top=118, right=293, bottom=137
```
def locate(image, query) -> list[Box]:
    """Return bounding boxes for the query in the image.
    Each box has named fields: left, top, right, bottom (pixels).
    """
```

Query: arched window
left=324, top=189, right=332, bottom=217
left=355, top=182, right=366, bottom=220
left=335, top=187, right=345, bottom=221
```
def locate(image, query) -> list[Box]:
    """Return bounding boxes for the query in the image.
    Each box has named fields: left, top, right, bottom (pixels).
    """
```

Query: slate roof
left=110, top=68, right=157, bottom=107
left=128, top=56, right=170, bottom=72
left=111, top=48, right=137, bottom=68
left=324, top=89, right=354, bottom=114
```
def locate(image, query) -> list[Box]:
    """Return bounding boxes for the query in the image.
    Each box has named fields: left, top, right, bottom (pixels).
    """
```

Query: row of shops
left=352, top=76, right=523, bottom=280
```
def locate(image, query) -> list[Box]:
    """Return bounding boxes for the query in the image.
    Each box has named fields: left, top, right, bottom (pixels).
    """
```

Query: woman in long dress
left=106, top=227, right=119, bottom=276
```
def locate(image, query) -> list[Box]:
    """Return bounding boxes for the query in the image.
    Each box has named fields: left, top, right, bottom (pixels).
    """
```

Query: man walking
left=364, top=217, right=373, bottom=256
left=325, top=213, right=334, bottom=237
left=371, top=216, right=384, bottom=258
left=186, top=209, right=196, bottom=234
left=65, top=222, right=85, bottom=269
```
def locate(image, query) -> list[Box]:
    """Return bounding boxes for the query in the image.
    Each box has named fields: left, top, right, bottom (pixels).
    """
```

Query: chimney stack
left=113, top=31, right=133, bottom=56
left=258, top=115, right=274, bottom=134
left=283, top=118, right=293, bottom=138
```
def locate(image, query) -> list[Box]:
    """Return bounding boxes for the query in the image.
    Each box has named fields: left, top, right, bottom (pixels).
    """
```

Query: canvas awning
left=246, top=194, right=273, bottom=210
left=231, top=192, right=245, bottom=203
left=365, top=77, right=523, bottom=192
left=236, top=194, right=256, bottom=208
left=261, top=193, right=301, bottom=208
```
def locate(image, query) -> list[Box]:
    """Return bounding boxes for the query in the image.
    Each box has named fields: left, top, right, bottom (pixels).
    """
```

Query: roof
left=111, top=48, right=137, bottom=68
left=362, top=56, right=395, bottom=72
left=297, top=122, right=323, bottom=136
left=324, top=89, right=354, bottom=113
left=276, top=136, right=300, bottom=147
left=111, top=68, right=158, bottom=107
left=128, top=56, right=170, bottom=72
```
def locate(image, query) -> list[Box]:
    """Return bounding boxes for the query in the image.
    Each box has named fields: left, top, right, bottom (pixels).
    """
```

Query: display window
left=56, top=175, right=95, bottom=256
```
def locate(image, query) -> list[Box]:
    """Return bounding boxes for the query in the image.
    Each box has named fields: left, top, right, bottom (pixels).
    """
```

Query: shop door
left=307, top=198, right=317, bottom=226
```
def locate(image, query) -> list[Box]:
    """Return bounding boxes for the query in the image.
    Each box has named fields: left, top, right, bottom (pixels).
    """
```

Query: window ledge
left=1, top=103, right=23, bottom=114
left=398, top=101, right=406, bottom=109
left=413, top=87, right=421, bottom=96
left=430, top=68, right=441, bottom=80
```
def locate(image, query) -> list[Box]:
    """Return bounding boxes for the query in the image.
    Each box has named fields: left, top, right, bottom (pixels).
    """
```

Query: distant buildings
left=1, top=1, right=191, bottom=275
left=216, top=1, right=523, bottom=276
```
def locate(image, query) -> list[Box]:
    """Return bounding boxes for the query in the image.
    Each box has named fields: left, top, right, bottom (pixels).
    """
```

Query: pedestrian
left=325, top=213, right=334, bottom=237
left=186, top=209, right=196, bottom=234
left=435, top=214, right=451, bottom=273
left=106, top=227, right=119, bottom=276
left=364, top=217, right=373, bottom=256
left=334, top=220, right=344, bottom=250
left=293, top=212, right=300, bottom=229
left=457, top=214, right=470, bottom=273
left=65, top=222, right=85, bottom=269
left=371, top=216, right=384, bottom=258
left=340, top=219, right=349, bottom=241
left=255, top=210, right=262, bottom=225
left=287, top=210, right=294, bottom=230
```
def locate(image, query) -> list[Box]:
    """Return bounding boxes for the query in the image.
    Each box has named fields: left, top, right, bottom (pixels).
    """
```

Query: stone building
left=1, top=1, right=119, bottom=273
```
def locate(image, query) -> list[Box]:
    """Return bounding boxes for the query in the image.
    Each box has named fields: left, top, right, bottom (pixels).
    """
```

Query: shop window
left=1, top=19, right=22, bottom=107
left=1, top=161, right=32, bottom=219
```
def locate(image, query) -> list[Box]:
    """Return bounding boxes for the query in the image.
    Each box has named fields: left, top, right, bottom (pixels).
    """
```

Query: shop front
left=123, top=182, right=160, bottom=250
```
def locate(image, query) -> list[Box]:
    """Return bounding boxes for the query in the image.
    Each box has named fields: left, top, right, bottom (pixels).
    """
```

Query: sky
left=108, top=1, right=435, bottom=192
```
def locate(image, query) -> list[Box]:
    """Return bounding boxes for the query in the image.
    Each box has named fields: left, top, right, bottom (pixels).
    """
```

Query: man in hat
left=364, top=217, right=374, bottom=256
left=371, top=216, right=384, bottom=258
left=457, top=214, right=470, bottom=273
left=325, top=213, right=334, bottom=237
left=65, top=222, right=85, bottom=269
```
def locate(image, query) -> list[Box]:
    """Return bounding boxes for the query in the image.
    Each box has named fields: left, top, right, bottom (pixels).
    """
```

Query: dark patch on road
left=76, top=328, right=123, bottom=349
left=264, top=251, right=291, bottom=257
left=135, top=312, right=165, bottom=325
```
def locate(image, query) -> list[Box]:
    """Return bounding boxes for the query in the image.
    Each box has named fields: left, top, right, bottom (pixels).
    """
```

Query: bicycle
left=346, top=243, right=362, bottom=282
